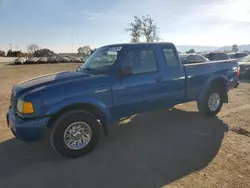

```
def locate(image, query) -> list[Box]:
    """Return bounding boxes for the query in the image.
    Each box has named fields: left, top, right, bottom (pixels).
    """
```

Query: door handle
left=155, top=77, right=162, bottom=83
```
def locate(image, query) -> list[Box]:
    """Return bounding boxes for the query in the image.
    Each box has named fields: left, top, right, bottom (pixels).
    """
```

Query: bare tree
left=78, top=46, right=92, bottom=56
left=27, top=44, right=40, bottom=54
left=141, top=15, right=160, bottom=42
left=125, top=16, right=142, bottom=43
left=126, top=15, right=160, bottom=43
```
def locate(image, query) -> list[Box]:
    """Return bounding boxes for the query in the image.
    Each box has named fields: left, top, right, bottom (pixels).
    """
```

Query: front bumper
left=6, top=107, right=50, bottom=142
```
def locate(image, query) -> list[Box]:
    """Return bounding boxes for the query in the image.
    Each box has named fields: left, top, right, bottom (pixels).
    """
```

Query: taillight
left=237, top=66, right=240, bottom=77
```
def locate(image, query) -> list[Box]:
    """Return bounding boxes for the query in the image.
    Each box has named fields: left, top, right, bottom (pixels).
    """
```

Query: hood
left=14, top=71, right=92, bottom=97
left=238, top=61, right=250, bottom=65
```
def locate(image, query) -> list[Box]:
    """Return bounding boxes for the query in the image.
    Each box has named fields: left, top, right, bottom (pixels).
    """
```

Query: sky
left=0, top=0, right=250, bottom=53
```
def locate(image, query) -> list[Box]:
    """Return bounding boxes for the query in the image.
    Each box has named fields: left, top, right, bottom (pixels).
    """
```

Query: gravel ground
left=0, top=63, right=249, bottom=188
left=0, top=57, right=16, bottom=64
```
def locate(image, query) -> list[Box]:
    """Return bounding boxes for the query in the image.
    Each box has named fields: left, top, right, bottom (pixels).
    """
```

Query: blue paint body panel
left=7, top=107, right=50, bottom=141
left=6, top=42, right=240, bottom=142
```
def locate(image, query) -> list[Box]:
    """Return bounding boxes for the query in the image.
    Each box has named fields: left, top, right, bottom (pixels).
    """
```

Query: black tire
left=197, top=86, right=223, bottom=116
left=50, top=110, right=100, bottom=158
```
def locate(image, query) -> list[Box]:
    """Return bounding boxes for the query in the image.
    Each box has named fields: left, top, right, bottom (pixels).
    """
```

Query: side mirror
left=119, top=66, right=133, bottom=77
left=76, top=65, right=81, bottom=72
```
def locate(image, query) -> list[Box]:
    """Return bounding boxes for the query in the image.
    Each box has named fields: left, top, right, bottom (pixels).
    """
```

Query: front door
left=111, top=46, right=163, bottom=119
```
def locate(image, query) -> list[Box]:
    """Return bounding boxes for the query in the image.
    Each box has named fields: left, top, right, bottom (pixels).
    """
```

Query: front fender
left=44, top=97, right=113, bottom=122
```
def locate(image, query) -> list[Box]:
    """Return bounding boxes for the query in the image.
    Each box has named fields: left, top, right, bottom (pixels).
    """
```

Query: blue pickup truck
left=7, top=43, right=240, bottom=158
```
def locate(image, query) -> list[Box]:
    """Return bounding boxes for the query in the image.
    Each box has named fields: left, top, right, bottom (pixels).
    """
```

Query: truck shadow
left=240, top=80, right=250, bottom=83
left=0, top=108, right=228, bottom=188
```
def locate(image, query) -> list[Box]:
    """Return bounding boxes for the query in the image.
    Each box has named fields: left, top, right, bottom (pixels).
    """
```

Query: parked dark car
left=238, top=55, right=250, bottom=79
left=59, top=56, right=70, bottom=63
left=205, top=52, right=230, bottom=61
left=48, top=56, right=59, bottom=63
left=227, top=52, right=248, bottom=62
left=179, top=54, right=209, bottom=64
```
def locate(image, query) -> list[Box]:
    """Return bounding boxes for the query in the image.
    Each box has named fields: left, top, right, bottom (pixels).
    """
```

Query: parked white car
left=14, top=58, right=26, bottom=64
left=59, top=56, right=70, bottom=63
left=26, top=57, right=39, bottom=64
left=70, top=57, right=82, bottom=63
left=38, top=57, right=48, bottom=63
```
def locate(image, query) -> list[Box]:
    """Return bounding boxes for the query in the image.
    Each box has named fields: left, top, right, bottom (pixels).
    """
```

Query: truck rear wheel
left=50, top=110, right=100, bottom=158
left=198, top=87, right=223, bottom=116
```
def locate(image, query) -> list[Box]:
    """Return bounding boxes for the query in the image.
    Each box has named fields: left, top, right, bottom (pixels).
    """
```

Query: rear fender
left=198, top=75, right=228, bottom=103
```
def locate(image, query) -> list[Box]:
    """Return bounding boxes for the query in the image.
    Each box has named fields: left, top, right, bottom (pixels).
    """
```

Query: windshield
left=227, top=53, right=235, bottom=58
left=79, top=46, right=122, bottom=72
left=240, top=55, right=250, bottom=62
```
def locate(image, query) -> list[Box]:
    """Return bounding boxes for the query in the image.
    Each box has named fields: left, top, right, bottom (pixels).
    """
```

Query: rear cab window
left=162, top=47, right=181, bottom=67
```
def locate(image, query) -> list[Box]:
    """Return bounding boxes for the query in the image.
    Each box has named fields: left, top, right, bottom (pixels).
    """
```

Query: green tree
left=34, top=48, right=55, bottom=57
left=186, top=49, right=195, bottom=53
left=7, top=50, right=22, bottom=57
left=0, top=50, right=5, bottom=57
left=78, top=46, right=92, bottom=56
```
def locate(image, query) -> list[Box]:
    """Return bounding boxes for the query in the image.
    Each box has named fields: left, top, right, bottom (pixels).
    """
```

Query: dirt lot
left=0, top=63, right=249, bottom=188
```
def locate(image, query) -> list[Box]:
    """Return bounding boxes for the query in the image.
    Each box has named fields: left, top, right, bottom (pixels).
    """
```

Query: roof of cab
left=102, top=42, right=175, bottom=48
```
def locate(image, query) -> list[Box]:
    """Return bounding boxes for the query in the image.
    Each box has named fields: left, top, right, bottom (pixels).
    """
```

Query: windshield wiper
left=82, top=67, right=94, bottom=71
left=76, top=66, right=94, bottom=72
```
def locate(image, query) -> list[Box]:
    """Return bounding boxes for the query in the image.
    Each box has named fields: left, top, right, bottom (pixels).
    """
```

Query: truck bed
left=183, top=59, right=239, bottom=101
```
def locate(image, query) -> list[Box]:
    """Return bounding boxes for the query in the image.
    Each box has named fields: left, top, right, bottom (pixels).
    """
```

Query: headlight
left=17, top=99, right=34, bottom=114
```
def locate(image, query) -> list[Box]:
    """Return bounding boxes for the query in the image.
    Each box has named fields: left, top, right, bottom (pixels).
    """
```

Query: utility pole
left=71, top=29, right=74, bottom=53
left=9, top=43, right=12, bottom=51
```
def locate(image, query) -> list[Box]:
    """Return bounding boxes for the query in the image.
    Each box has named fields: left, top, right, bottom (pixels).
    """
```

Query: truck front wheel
left=198, top=87, right=223, bottom=116
left=50, top=110, right=100, bottom=158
